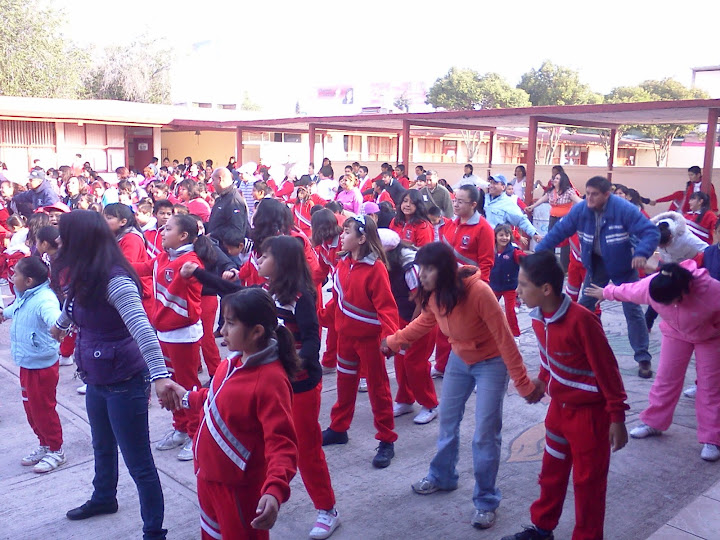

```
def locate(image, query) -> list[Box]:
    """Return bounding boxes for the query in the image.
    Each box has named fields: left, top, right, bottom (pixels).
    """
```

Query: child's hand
left=251, top=494, right=279, bottom=530
left=524, top=378, right=546, bottom=404
left=379, top=338, right=394, bottom=358
left=180, top=262, right=199, bottom=278
left=154, top=378, right=186, bottom=411
left=222, top=269, right=239, bottom=281
left=50, top=325, right=67, bottom=343
left=584, top=284, right=605, bottom=300
left=609, top=422, right=628, bottom=452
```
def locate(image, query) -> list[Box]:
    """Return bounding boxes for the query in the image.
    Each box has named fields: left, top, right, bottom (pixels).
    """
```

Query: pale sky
left=57, top=0, right=720, bottom=114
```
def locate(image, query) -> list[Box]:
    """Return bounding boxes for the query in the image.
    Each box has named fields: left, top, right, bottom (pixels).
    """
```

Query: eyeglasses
left=453, top=199, right=472, bottom=205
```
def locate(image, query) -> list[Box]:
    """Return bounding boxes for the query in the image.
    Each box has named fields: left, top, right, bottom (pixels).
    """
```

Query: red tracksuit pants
left=494, top=290, right=520, bottom=337
left=433, top=330, right=452, bottom=373
left=394, top=320, right=438, bottom=409
left=531, top=400, right=611, bottom=540
left=329, top=335, right=397, bottom=443
left=294, top=383, right=336, bottom=510
left=565, top=259, right=601, bottom=316
left=59, top=332, right=76, bottom=358
left=197, top=478, right=267, bottom=540
left=199, top=295, right=221, bottom=377
left=321, top=310, right=338, bottom=369
left=20, top=363, right=63, bottom=451
left=160, top=340, right=201, bottom=438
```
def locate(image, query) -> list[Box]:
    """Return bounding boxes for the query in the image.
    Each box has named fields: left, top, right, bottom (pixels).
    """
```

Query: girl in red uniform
left=168, top=288, right=299, bottom=540
left=489, top=224, right=524, bottom=340
left=292, top=176, right=326, bottom=237
left=311, top=209, right=343, bottom=371
left=684, top=192, right=717, bottom=245
left=133, top=214, right=205, bottom=461
left=321, top=215, right=400, bottom=469
left=389, top=189, right=434, bottom=248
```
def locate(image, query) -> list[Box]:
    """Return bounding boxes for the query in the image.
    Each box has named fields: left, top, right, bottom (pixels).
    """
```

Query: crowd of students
left=2, top=155, right=719, bottom=540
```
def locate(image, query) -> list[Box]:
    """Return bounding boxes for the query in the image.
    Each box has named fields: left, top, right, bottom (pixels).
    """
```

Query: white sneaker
left=33, top=449, right=66, bottom=473
left=630, top=423, right=662, bottom=439
left=177, top=438, right=194, bottom=461
left=156, top=429, right=189, bottom=451
left=430, top=367, right=443, bottom=379
left=21, top=445, right=49, bottom=466
left=683, top=385, right=697, bottom=398
left=514, top=337, right=521, bottom=346
left=358, top=378, right=368, bottom=392
left=76, top=384, right=87, bottom=395
left=58, top=355, right=74, bottom=366
left=309, top=508, right=340, bottom=540
left=393, top=403, right=414, bottom=417
left=701, top=444, right=720, bottom=462
left=413, top=407, right=438, bottom=425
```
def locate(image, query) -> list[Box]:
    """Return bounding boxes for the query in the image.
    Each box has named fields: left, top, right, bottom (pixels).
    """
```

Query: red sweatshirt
left=332, top=252, right=399, bottom=339
left=389, top=218, right=434, bottom=247
left=189, top=345, right=297, bottom=502
left=315, top=234, right=340, bottom=279
left=269, top=178, right=294, bottom=202
left=439, top=211, right=495, bottom=282
left=293, top=194, right=326, bottom=236
left=530, top=295, right=629, bottom=422
left=118, top=229, right=152, bottom=302
left=684, top=211, right=718, bottom=245
left=134, top=246, right=203, bottom=333
left=143, top=226, right=164, bottom=259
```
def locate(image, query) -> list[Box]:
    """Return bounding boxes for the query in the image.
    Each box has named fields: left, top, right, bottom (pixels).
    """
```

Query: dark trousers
left=86, top=371, right=167, bottom=540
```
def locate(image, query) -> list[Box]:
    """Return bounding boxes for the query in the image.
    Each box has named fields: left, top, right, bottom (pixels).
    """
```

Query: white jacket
left=651, top=211, right=708, bottom=263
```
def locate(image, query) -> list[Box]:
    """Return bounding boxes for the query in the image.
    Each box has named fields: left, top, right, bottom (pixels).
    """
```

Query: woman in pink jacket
left=586, top=260, right=720, bottom=462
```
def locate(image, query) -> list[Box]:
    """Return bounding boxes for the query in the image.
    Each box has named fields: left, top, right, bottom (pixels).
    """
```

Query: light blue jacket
left=5, top=281, right=61, bottom=369
left=485, top=192, right=538, bottom=236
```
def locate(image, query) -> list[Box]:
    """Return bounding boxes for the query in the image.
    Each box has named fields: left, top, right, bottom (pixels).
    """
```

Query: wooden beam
left=526, top=117, right=538, bottom=206
left=401, top=120, right=410, bottom=168
left=235, top=127, right=243, bottom=166
left=608, top=128, right=617, bottom=182
left=308, top=123, right=316, bottom=166
left=534, top=115, right=619, bottom=130
left=486, top=130, right=495, bottom=178
left=318, top=123, right=402, bottom=134
left=702, top=108, right=719, bottom=193
left=410, top=120, right=496, bottom=132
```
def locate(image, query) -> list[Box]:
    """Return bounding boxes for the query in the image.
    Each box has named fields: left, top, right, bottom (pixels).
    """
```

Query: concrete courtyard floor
left=0, top=290, right=718, bottom=539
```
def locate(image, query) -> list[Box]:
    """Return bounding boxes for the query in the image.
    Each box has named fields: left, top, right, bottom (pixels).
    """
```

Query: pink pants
left=640, top=334, right=720, bottom=446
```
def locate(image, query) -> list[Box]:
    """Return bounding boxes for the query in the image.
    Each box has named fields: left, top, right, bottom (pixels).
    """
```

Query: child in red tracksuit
left=311, top=209, right=343, bottom=371
left=389, top=189, right=434, bottom=248
left=504, top=251, right=629, bottom=540
left=321, top=215, right=400, bottom=469
left=171, top=288, right=298, bottom=540
left=489, top=224, right=524, bottom=338
left=133, top=214, right=204, bottom=461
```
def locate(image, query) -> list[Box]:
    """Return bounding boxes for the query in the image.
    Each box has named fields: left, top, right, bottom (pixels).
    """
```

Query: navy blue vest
left=389, top=254, right=417, bottom=323
left=70, top=268, right=147, bottom=385
left=704, top=245, right=720, bottom=281
left=489, top=244, right=520, bottom=292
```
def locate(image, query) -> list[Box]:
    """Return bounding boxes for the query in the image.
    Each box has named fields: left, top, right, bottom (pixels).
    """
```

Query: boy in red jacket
left=503, top=250, right=629, bottom=540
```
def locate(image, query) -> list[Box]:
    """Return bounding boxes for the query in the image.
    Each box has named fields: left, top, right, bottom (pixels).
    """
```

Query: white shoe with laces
left=629, top=423, right=662, bottom=439
left=177, top=438, right=194, bottom=461
left=58, top=355, right=74, bottom=366
left=156, top=429, right=189, bottom=451
left=21, top=445, right=49, bottom=466
left=309, top=508, right=340, bottom=539
left=358, top=378, right=368, bottom=392
left=393, top=403, right=414, bottom=417
left=701, top=444, right=720, bottom=462
left=33, top=449, right=66, bottom=473
left=430, top=367, right=443, bottom=379
left=413, top=407, right=438, bottom=425
left=683, top=385, right=697, bottom=398
left=76, top=384, right=87, bottom=395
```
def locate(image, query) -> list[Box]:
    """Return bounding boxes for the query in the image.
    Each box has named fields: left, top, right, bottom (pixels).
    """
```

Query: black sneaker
left=501, top=526, right=554, bottom=540
left=321, top=428, right=349, bottom=446
left=638, top=360, right=653, bottom=379
left=372, top=441, right=395, bottom=468
left=66, top=500, right=119, bottom=521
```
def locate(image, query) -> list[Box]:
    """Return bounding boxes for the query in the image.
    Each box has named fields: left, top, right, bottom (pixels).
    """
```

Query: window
left=617, top=148, right=636, bottom=166
left=284, top=133, right=301, bottom=143
left=343, top=135, right=362, bottom=160
left=367, top=136, right=397, bottom=161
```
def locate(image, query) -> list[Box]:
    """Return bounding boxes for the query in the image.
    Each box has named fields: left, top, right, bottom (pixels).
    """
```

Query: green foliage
left=426, top=67, right=531, bottom=110
left=517, top=60, right=602, bottom=106
left=393, top=92, right=411, bottom=112
left=240, top=91, right=262, bottom=112
left=85, top=40, right=172, bottom=104
left=0, top=0, right=88, bottom=98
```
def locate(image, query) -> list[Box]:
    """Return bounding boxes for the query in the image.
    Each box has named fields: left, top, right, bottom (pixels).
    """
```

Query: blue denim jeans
left=427, top=353, right=509, bottom=511
left=85, top=371, right=167, bottom=540
left=578, top=254, right=651, bottom=364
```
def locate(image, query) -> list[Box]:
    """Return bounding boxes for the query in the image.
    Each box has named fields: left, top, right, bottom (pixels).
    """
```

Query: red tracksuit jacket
left=684, top=211, right=718, bottom=245
left=293, top=194, right=326, bottom=236
left=439, top=211, right=495, bottom=282
left=332, top=252, right=399, bottom=339
left=189, top=345, right=297, bottom=502
left=529, top=295, right=629, bottom=422
left=389, top=218, right=434, bottom=247
left=315, top=235, right=340, bottom=280
left=119, top=229, right=152, bottom=303
left=143, top=226, right=164, bottom=259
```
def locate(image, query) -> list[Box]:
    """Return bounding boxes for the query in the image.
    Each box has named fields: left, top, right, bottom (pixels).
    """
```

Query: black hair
left=458, top=184, right=485, bottom=215
left=15, top=256, right=49, bottom=285
left=7, top=213, right=27, bottom=229
left=377, top=202, right=396, bottom=228
left=253, top=180, right=270, bottom=195
left=626, top=188, right=644, bottom=209
left=689, top=191, right=710, bottom=224
left=465, top=163, right=473, bottom=173
left=613, top=183, right=628, bottom=195
left=310, top=204, right=325, bottom=215
left=396, top=164, right=406, bottom=174
left=310, top=208, right=341, bottom=246
left=342, top=216, right=389, bottom=269
left=518, top=250, right=564, bottom=297
left=252, top=199, right=294, bottom=252
left=319, top=165, right=334, bottom=178
left=26, top=213, right=50, bottom=247
left=173, top=204, right=189, bottom=215
left=179, top=179, right=201, bottom=200
left=37, top=225, right=60, bottom=249
left=153, top=199, right=174, bottom=214
left=261, top=235, right=316, bottom=305
left=324, top=200, right=344, bottom=214
left=103, top=202, right=145, bottom=241
left=494, top=223, right=513, bottom=241
left=657, top=222, right=673, bottom=247
left=438, top=178, right=454, bottom=194
left=427, top=205, right=442, bottom=218
left=385, top=239, right=416, bottom=272
left=221, top=288, right=300, bottom=377
left=394, top=188, right=431, bottom=226
left=415, top=242, right=473, bottom=315
left=649, top=263, right=693, bottom=304
left=586, top=176, right=612, bottom=193
left=171, top=214, right=216, bottom=265
left=222, top=229, right=246, bottom=249
left=514, top=165, right=526, bottom=177
left=359, top=165, right=369, bottom=174
left=552, top=172, right=572, bottom=194
left=53, top=210, right=142, bottom=305
left=688, top=166, right=701, bottom=175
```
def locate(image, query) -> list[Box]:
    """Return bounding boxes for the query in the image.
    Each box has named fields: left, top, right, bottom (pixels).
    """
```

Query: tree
left=517, top=60, right=603, bottom=107
left=426, top=68, right=531, bottom=161
left=0, top=0, right=88, bottom=98
left=240, top=92, right=261, bottom=111
left=85, top=40, right=172, bottom=104
left=393, top=92, right=410, bottom=112
left=605, top=79, right=708, bottom=166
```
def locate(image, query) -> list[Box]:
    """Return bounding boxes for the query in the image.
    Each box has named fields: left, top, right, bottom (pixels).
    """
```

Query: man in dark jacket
left=382, top=170, right=407, bottom=207
left=13, top=170, right=60, bottom=216
left=208, top=167, right=249, bottom=246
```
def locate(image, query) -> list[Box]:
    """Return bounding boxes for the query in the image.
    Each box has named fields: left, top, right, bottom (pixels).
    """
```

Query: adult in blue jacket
left=535, top=176, right=660, bottom=378
left=13, top=170, right=60, bottom=216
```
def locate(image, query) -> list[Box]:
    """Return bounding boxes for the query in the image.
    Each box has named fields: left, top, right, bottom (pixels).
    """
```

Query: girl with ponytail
left=586, top=260, right=720, bottom=462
